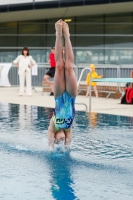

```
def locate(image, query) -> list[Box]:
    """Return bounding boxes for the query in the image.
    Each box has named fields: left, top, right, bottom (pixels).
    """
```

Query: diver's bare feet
left=63, top=21, right=70, bottom=38
left=55, top=19, right=63, bottom=37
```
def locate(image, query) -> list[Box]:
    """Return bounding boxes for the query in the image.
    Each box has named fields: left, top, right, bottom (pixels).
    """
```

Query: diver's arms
left=48, top=118, right=56, bottom=150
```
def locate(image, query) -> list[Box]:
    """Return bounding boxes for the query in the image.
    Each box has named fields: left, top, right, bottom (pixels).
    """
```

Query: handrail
left=77, top=67, right=92, bottom=112
left=75, top=103, right=88, bottom=113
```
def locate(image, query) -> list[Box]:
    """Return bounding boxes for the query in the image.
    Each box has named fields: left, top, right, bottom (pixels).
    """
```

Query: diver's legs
left=54, top=19, right=65, bottom=98
left=63, top=22, right=77, bottom=97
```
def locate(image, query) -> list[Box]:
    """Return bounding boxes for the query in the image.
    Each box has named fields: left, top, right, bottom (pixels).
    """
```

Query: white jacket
left=13, top=55, right=36, bottom=73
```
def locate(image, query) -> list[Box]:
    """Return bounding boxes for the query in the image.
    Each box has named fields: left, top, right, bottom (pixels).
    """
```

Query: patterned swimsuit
left=52, top=91, right=76, bottom=131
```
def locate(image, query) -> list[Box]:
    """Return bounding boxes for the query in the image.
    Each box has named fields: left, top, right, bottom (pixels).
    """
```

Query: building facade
left=0, top=0, right=133, bottom=65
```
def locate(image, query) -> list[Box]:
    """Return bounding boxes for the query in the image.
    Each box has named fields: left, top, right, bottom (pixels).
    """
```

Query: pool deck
left=0, top=87, right=133, bottom=117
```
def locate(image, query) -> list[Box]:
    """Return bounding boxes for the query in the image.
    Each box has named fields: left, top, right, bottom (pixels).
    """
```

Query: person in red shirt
left=43, top=47, right=56, bottom=96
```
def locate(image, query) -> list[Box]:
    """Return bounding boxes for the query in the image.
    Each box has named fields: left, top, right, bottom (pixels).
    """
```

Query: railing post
left=118, top=65, right=123, bottom=94
left=89, top=69, right=92, bottom=112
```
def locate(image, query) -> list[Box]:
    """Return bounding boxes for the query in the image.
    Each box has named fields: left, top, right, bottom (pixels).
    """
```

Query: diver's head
left=55, top=129, right=65, bottom=142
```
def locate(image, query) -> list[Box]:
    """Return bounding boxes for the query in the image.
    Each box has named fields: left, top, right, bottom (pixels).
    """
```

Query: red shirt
left=49, top=53, right=56, bottom=68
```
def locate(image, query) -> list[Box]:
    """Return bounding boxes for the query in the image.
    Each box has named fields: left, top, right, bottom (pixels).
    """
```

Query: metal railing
left=77, top=64, right=120, bottom=98
left=8, top=63, right=133, bottom=95
left=9, top=63, right=50, bottom=87
left=76, top=64, right=133, bottom=98
left=119, top=65, right=133, bottom=93
left=77, top=67, right=92, bottom=112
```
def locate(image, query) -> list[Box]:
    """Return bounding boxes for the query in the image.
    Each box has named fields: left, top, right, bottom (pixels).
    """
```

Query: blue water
left=0, top=103, right=133, bottom=200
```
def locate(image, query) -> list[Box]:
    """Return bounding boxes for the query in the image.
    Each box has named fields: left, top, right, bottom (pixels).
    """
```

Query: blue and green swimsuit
left=52, top=91, right=76, bottom=131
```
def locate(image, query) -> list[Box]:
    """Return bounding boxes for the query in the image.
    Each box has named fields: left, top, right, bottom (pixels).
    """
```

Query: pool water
left=0, top=103, right=133, bottom=200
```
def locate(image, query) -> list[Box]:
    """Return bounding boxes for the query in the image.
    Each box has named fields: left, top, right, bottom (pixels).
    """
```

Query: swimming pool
left=0, top=103, right=133, bottom=200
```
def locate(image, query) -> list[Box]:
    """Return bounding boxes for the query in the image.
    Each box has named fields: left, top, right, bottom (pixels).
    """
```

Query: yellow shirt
left=86, top=72, right=102, bottom=86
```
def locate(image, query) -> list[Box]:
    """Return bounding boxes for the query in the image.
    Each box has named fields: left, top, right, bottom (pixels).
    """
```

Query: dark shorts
left=46, top=67, right=55, bottom=78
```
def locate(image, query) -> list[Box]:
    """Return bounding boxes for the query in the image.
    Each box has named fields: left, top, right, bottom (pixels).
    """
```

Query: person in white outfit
left=13, top=47, right=36, bottom=96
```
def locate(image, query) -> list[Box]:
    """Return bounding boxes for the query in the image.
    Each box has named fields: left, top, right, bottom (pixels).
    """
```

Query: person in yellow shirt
left=85, top=64, right=102, bottom=98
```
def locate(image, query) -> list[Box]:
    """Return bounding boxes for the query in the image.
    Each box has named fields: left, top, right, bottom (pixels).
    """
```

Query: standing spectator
left=43, top=47, right=56, bottom=96
left=13, top=47, right=36, bottom=96
left=85, top=64, right=102, bottom=98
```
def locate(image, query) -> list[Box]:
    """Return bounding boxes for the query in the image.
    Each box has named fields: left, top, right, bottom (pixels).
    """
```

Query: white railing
left=7, top=63, right=133, bottom=97
left=77, top=67, right=92, bottom=112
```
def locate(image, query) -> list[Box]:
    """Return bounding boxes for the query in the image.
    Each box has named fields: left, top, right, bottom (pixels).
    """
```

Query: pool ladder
left=75, top=102, right=88, bottom=112
left=77, top=67, right=92, bottom=113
